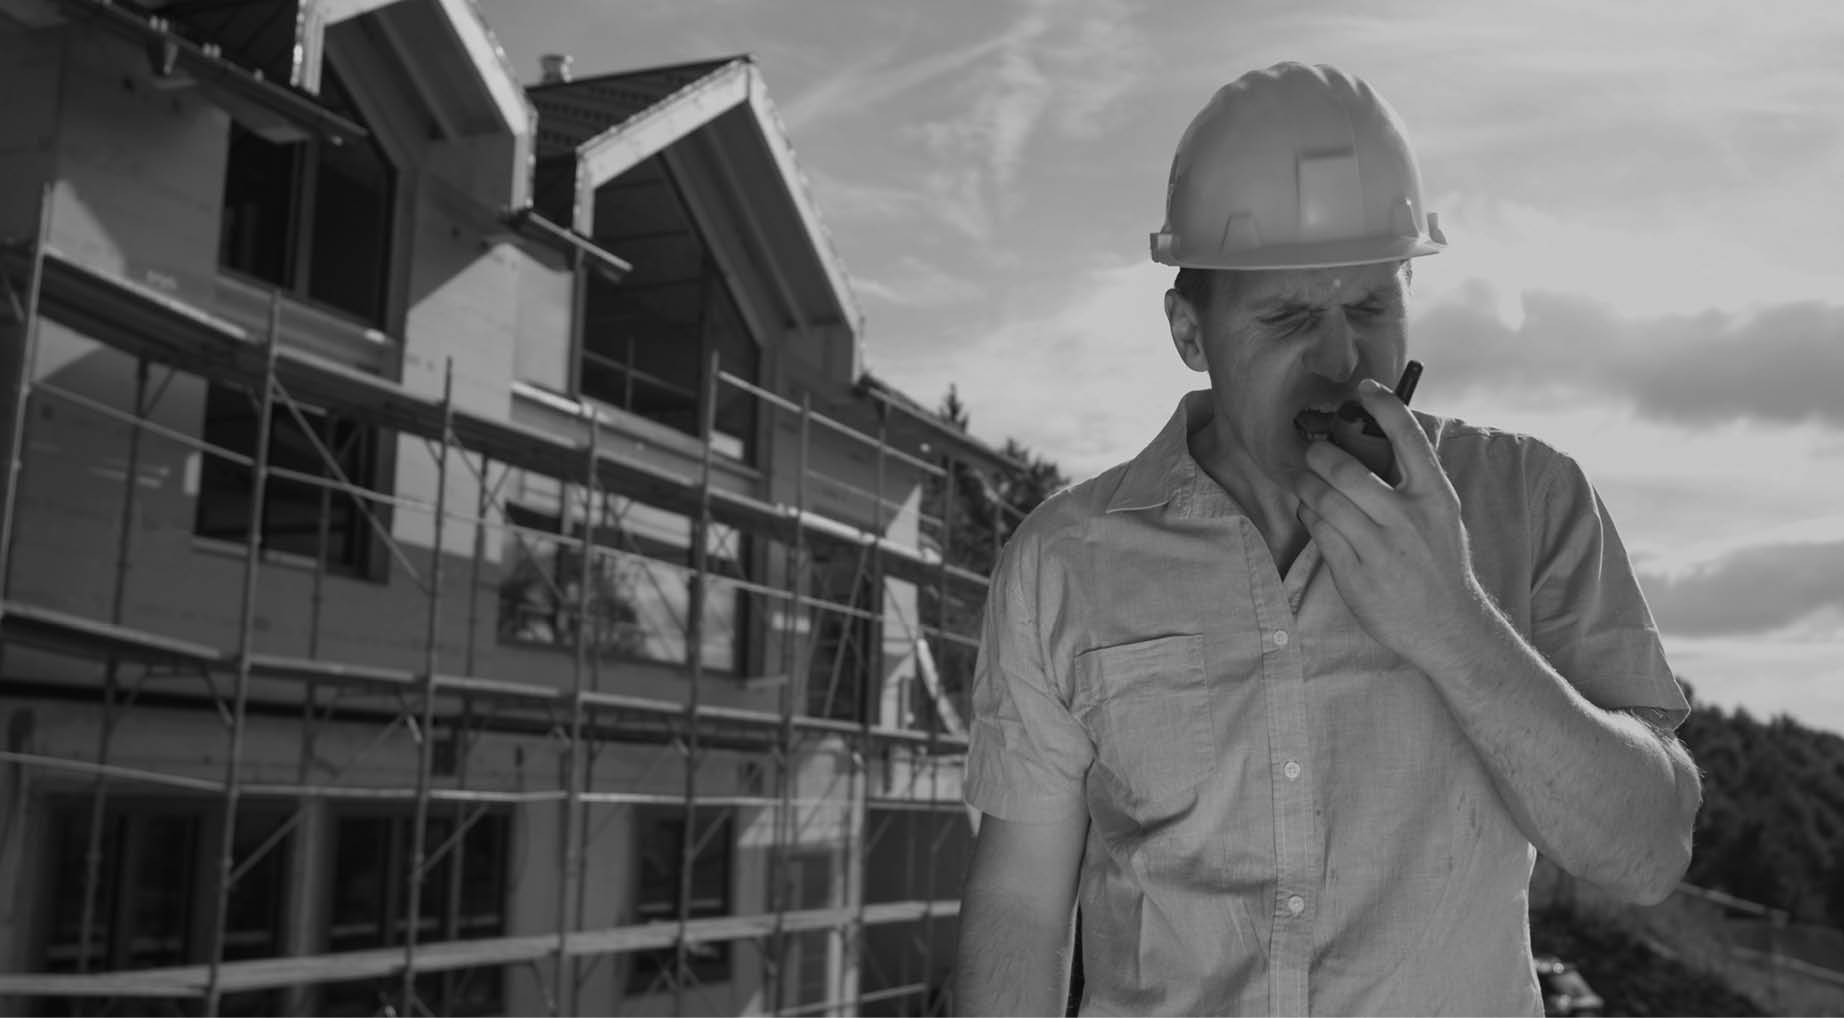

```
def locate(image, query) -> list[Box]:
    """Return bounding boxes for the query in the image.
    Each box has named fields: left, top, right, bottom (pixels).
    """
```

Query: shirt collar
left=1105, top=389, right=1217, bottom=514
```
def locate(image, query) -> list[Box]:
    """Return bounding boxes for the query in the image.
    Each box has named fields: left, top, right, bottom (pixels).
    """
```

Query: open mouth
left=1294, top=400, right=1378, bottom=444
left=1293, top=406, right=1340, bottom=443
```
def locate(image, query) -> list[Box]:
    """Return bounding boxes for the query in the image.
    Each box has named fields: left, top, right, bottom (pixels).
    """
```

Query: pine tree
left=920, top=386, right=1069, bottom=729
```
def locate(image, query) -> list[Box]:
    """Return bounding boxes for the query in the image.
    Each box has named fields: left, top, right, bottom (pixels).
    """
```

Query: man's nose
left=1305, top=309, right=1359, bottom=381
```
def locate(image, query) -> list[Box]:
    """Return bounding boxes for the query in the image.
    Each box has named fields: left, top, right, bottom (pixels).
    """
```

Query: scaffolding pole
left=399, top=358, right=456, bottom=1013
left=202, top=296, right=281, bottom=1017
left=73, top=356, right=149, bottom=977
left=0, top=184, right=52, bottom=613
left=764, top=390, right=813, bottom=1011
left=446, top=448, right=492, bottom=1014
left=555, top=406, right=598, bottom=1016
left=843, top=405, right=891, bottom=1014
left=672, top=349, right=721, bottom=1015
left=921, top=455, right=959, bottom=1015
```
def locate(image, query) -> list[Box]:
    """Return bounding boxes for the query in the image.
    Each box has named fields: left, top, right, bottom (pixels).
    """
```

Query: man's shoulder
left=1008, top=458, right=1138, bottom=547
left=1421, top=410, right=1580, bottom=480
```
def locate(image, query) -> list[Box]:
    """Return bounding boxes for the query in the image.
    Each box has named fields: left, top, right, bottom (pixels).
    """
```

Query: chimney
left=540, top=53, right=573, bottom=84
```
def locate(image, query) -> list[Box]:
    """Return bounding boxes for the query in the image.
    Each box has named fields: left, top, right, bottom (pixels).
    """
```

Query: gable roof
left=323, top=0, right=532, bottom=143
left=320, top=0, right=534, bottom=208
left=528, top=57, right=865, bottom=344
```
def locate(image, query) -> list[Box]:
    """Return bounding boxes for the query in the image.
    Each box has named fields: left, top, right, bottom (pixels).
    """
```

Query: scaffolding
left=0, top=231, right=1006, bottom=1015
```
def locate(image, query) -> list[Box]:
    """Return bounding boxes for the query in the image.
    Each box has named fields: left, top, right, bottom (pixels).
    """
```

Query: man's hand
left=1295, top=381, right=1700, bottom=903
left=1292, top=377, right=1487, bottom=664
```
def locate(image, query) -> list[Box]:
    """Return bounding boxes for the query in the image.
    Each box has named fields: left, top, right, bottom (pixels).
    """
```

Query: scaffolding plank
left=0, top=901, right=965, bottom=998
left=0, top=750, right=223, bottom=793
left=434, top=672, right=566, bottom=703
left=248, top=653, right=418, bottom=689
left=0, top=971, right=199, bottom=998
left=864, top=797, right=965, bottom=813
left=51, top=0, right=367, bottom=145
left=0, top=599, right=971, bottom=753
left=0, top=600, right=224, bottom=667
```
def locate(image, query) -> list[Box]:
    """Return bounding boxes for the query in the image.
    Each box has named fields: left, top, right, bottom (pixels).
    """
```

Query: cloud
left=1410, top=289, right=1844, bottom=429
left=1667, top=626, right=1844, bottom=736
left=802, top=168, right=933, bottom=225
left=1639, top=539, right=1844, bottom=638
left=1416, top=194, right=1844, bottom=322
left=870, top=257, right=1191, bottom=479
left=774, top=30, right=1012, bottom=133
left=853, top=256, right=988, bottom=309
left=1631, top=303, right=1844, bottom=427
left=905, top=0, right=1150, bottom=243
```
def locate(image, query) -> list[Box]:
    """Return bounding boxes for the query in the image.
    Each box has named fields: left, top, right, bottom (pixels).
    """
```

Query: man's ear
left=1165, top=289, right=1210, bottom=373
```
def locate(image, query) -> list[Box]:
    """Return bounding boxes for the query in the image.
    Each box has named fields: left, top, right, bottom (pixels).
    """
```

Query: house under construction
left=0, top=2, right=1014, bottom=1014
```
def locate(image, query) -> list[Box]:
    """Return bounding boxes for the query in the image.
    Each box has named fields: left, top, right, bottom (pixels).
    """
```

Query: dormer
left=12, top=0, right=550, bottom=341
left=528, top=57, right=864, bottom=409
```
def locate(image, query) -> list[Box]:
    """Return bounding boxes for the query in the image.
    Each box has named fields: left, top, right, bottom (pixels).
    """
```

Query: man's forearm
left=1412, top=589, right=1702, bottom=903
left=953, top=887, right=1075, bottom=1016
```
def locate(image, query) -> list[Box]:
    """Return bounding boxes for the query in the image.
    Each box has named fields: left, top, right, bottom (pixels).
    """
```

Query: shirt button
left=1283, top=760, right=1301, bottom=781
left=1287, top=894, right=1306, bottom=916
left=1272, top=629, right=1289, bottom=648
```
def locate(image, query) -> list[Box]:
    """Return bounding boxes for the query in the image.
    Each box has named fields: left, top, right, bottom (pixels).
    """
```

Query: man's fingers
left=1358, top=377, right=1438, bottom=489
left=1298, top=500, right=1360, bottom=572
left=1303, top=438, right=1392, bottom=524
left=1293, top=470, right=1380, bottom=545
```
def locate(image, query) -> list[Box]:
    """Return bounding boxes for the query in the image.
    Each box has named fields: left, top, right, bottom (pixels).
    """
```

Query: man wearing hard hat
left=954, top=63, right=1700, bottom=1016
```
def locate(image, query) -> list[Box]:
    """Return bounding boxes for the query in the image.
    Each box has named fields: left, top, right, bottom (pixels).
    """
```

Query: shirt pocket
left=1073, top=634, right=1216, bottom=809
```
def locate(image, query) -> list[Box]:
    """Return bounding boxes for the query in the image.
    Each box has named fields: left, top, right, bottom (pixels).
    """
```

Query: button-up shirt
left=964, top=391, right=1687, bottom=1016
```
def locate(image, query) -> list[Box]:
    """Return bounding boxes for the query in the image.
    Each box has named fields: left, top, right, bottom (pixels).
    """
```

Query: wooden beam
left=0, top=901, right=964, bottom=998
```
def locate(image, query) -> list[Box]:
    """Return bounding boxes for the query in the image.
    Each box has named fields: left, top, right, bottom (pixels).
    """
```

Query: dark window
left=158, top=0, right=304, bottom=85
left=219, top=122, right=301, bottom=287
left=781, top=851, right=834, bottom=1013
left=322, top=810, right=509, bottom=1017
left=807, top=544, right=880, bottom=723
left=194, top=382, right=378, bottom=576
left=627, top=807, right=734, bottom=995
left=498, top=493, right=751, bottom=675
left=35, top=798, right=291, bottom=1017
left=578, top=156, right=759, bottom=462
left=218, top=67, right=395, bottom=325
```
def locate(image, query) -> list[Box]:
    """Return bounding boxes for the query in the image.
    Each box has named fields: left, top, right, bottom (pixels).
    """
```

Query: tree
left=919, top=386, right=1070, bottom=727
left=1675, top=692, right=1844, bottom=929
left=926, top=387, right=1067, bottom=580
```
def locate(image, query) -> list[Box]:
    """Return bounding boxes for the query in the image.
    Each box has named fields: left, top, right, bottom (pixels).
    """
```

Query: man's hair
left=1172, top=267, right=1214, bottom=312
left=1171, top=261, right=1414, bottom=314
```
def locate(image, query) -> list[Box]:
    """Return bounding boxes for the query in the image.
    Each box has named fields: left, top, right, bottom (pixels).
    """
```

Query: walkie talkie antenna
left=1395, top=360, right=1423, bottom=405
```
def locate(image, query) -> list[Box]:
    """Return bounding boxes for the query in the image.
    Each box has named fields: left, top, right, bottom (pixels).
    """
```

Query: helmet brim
left=1151, top=233, right=1444, bottom=271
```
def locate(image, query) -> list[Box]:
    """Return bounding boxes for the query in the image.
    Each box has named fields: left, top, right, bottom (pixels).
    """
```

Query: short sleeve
left=1529, top=452, right=1689, bottom=728
left=962, top=530, right=1094, bottom=822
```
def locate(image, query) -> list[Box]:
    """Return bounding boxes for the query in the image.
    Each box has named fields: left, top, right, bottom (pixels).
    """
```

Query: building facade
left=0, top=2, right=1002, bottom=1014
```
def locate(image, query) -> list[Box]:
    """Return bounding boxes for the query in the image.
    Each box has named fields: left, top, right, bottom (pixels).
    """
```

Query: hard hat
left=1151, top=62, right=1446, bottom=270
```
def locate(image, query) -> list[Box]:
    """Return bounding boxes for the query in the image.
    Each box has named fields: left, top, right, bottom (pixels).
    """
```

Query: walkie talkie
left=1328, top=360, right=1422, bottom=482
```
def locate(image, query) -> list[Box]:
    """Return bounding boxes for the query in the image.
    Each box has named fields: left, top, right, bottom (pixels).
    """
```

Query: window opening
left=781, top=850, right=835, bottom=1013
left=579, top=156, right=759, bottom=461
left=35, top=798, right=291, bottom=1017
left=218, top=65, right=395, bottom=325
left=497, top=491, right=750, bottom=675
left=194, top=382, right=379, bottom=576
left=146, top=0, right=304, bottom=85
left=807, top=544, right=878, bottom=723
left=322, top=810, right=509, bottom=1017
left=627, top=806, right=734, bottom=995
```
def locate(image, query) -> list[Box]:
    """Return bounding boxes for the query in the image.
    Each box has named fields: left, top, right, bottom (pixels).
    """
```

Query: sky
left=475, top=0, right=1844, bottom=735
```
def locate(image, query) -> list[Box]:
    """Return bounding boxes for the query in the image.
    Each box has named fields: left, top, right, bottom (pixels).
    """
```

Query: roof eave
left=570, top=59, right=864, bottom=338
